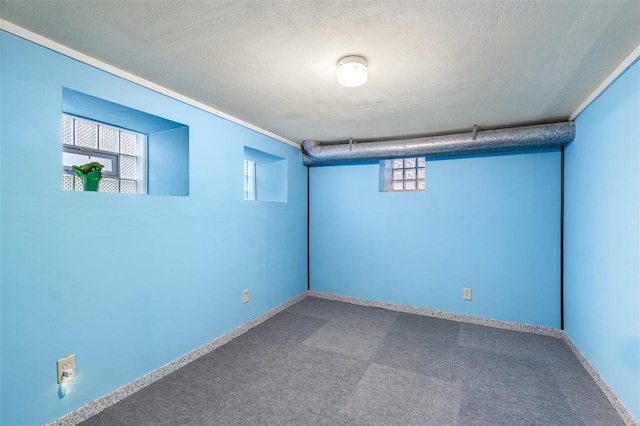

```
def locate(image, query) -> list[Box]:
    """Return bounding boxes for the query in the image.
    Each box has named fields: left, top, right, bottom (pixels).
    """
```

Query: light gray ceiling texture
left=1, top=1, right=639, bottom=143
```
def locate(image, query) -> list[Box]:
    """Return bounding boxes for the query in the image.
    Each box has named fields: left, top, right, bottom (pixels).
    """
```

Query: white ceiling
left=2, top=1, right=639, bottom=144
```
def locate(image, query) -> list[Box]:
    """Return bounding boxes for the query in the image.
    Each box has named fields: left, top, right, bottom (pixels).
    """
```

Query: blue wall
left=257, top=159, right=288, bottom=203
left=310, top=150, right=561, bottom=327
left=148, top=127, right=190, bottom=196
left=62, top=87, right=185, bottom=133
left=0, top=37, right=3, bottom=422
left=0, top=31, right=308, bottom=425
left=564, top=60, right=640, bottom=419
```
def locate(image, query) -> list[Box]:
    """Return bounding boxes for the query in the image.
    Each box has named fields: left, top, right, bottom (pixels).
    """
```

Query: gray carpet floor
left=80, top=297, right=625, bottom=425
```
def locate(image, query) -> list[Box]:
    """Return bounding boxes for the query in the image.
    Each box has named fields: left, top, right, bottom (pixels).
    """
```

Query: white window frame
left=244, top=159, right=256, bottom=201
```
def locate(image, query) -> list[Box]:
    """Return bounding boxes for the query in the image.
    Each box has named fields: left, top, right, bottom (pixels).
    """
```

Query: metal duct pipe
left=301, top=121, right=575, bottom=166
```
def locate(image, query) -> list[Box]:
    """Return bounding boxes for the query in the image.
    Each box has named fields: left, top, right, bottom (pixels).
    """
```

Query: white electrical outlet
left=243, top=289, right=249, bottom=304
left=463, top=288, right=472, bottom=301
left=57, top=354, right=76, bottom=383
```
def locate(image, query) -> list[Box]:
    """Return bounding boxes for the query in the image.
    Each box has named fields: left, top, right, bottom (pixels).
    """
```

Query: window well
left=61, top=88, right=189, bottom=196
left=243, top=147, right=287, bottom=203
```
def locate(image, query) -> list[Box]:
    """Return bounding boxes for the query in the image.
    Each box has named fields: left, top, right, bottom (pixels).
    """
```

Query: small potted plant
left=72, top=162, right=104, bottom=191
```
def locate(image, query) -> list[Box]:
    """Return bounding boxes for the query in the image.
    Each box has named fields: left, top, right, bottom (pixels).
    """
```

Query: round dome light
left=337, top=56, right=368, bottom=87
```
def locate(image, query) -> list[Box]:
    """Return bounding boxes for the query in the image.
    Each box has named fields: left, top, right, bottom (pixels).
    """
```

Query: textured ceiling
left=1, top=1, right=639, bottom=143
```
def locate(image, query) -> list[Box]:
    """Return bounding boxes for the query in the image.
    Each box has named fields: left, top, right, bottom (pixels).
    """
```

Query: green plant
left=72, top=162, right=104, bottom=191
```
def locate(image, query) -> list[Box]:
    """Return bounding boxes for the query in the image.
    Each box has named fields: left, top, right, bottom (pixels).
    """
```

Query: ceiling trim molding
left=570, top=44, right=640, bottom=121
left=0, top=19, right=300, bottom=149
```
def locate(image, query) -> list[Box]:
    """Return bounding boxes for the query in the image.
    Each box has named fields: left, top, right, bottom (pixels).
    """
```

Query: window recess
left=61, top=88, right=189, bottom=196
left=243, top=146, right=287, bottom=203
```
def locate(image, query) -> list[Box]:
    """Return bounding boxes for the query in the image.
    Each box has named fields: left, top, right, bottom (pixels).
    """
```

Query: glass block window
left=62, top=114, right=146, bottom=193
left=99, top=178, right=120, bottom=193
left=380, top=157, right=426, bottom=192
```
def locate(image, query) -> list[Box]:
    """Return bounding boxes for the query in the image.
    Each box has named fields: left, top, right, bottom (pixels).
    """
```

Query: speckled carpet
left=80, top=297, right=624, bottom=425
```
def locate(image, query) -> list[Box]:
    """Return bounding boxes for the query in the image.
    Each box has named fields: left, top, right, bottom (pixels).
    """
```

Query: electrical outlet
left=243, top=289, right=249, bottom=304
left=463, top=287, right=472, bottom=301
left=57, top=354, right=76, bottom=383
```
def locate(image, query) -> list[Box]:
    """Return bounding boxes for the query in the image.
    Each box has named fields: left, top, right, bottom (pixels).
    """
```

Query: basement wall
left=564, top=59, right=640, bottom=420
left=0, top=31, right=308, bottom=425
left=310, top=149, right=561, bottom=328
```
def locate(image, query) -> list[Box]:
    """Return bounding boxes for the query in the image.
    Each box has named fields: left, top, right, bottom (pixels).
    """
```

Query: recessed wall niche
left=243, top=146, right=287, bottom=203
left=62, top=88, right=189, bottom=196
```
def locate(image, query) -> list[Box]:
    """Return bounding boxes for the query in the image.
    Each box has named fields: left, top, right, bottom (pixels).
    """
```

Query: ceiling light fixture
left=337, top=56, right=368, bottom=87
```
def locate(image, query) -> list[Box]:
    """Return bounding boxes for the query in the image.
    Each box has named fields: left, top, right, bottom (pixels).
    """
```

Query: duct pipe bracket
left=300, top=121, right=575, bottom=166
